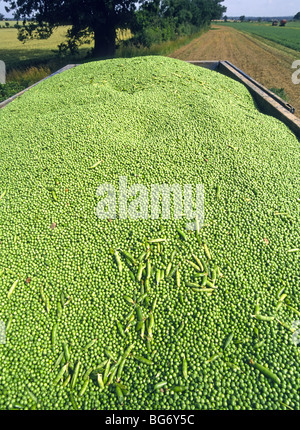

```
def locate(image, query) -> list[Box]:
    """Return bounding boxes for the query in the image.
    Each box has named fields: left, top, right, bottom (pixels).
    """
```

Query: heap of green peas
left=0, top=56, right=299, bottom=410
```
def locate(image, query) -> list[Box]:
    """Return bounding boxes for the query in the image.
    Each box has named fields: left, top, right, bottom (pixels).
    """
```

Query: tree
left=294, top=12, right=300, bottom=20
left=132, top=0, right=226, bottom=47
left=161, top=0, right=226, bottom=28
left=3, top=0, right=226, bottom=56
left=224, top=15, right=228, bottom=22
left=240, top=15, right=245, bottom=22
left=3, top=0, right=138, bottom=58
left=0, top=13, right=4, bottom=21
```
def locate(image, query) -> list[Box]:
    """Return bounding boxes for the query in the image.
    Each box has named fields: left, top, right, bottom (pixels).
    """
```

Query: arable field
left=0, top=26, right=91, bottom=72
left=217, top=21, right=300, bottom=52
left=0, top=26, right=132, bottom=72
left=170, top=25, right=300, bottom=116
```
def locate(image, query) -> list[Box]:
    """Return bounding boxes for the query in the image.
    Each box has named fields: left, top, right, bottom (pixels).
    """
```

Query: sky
left=0, top=0, right=299, bottom=18
left=222, top=0, right=298, bottom=17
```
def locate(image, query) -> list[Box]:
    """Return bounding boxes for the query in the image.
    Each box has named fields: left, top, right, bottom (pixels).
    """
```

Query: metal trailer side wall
left=187, top=60, right=300, bottom=139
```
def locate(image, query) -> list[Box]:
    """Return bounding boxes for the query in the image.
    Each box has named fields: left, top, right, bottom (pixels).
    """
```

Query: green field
left=0, top=26, right=91, bottom=71
left=216, top=21, right=300, bottom=52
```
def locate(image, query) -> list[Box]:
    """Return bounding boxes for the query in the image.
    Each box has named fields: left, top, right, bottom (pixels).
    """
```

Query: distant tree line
left=3, top=0, right=226, bottom=57
left=131, top=0, right=226, bottom=48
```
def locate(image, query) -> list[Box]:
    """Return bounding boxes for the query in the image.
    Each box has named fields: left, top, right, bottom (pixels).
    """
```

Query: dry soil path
left=169, top=25, right=300, bottom=116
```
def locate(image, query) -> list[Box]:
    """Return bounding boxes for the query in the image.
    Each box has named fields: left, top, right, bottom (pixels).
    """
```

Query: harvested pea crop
left=0, top=55, right=300, bottom=411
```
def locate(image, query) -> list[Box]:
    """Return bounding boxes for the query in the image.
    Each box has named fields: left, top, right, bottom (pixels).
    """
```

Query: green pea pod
left=156, top=269, right=161, bottom=285
left=136, top=305, right=143, bottom=322
left=103, top=359, right=111, bottom=385
left=203, top=243, right=211, bottom=260
left=124, top=295, right=135, bottom=305
left=176, top=268, right=180, bottom=288
left=154, top=381, right=167, bottom=390
left=175, top=322, right=184, bottom=336
left=116, top=359, right=126, bottom=382
left=251, top=360, right=281, bottom=385
left=84, top=338, right=97, bottom=350
left=255, top=314, right=275, bottom=322
left=146, top=259, right=151, bottom=279
left=70, top=360, right=81, bottom=390
left=223, top=332, right=234, bottom=350
left=105, top=349, right=116, bottom=361
left=182, top=355, right=188, bottom=380
left=177, top=228, right=187, bottom=240
left=170, top=249, right=177, bottom=262
left=185, top=281, right=200, bottom=288
left=120, top=250, right=135, bottom=265
left=116, top=320, right=126, bottom=338
left=136, top=320, right=144, bottom=331
left=137, top=263, right=145, bottom=282
left=79, top=378, right=89, bottom=396
left=7, top=279, right=18, bottom=300
left=62, top=374, right=71, bottom=388
left=148, top=238, right=166, bottom=243
left=52, top=190, right=58, bottom=202
left=114, top=250, right=123, bottom=273
left=70, top=393, right=78, bottom=410
left=186, top=260, right=202, bottom=272
left=63, top=341, right=70, bottom=362
left=116, top=385, right=124, bottom=403
left=83, top=366, right=94, bottom=381
left=53, top=363, right=68, bottom=385
left=254, top=340, right=265, bottom=349
left=0, top=189, right=7, bottom=200
left=134, top=355, right=153, bottom=365
left=107, top=364, right=119, bottom=386
left=165, top=262, right=172, bottom=277
left=170, top=385, right=187, bottom=393
left=97, top=373, right=105, bottom=390
left=129, top=271, right=135, bottom=282
left=122, top=344, right=135, bottom=361
left=53, top=351, right=64, bottom=370
left=205, top=353, right=220, bottom=364
left=192, top=254, right=204, bottom=272
left=276, top=287, right=285, bottom=299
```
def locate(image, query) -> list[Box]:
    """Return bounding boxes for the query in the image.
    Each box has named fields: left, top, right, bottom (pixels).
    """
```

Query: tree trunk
left=93, top=24, right=116, bottom=58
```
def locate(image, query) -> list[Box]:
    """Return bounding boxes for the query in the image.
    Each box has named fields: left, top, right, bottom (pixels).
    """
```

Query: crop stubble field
left=170, top=25, right=300, bottom=116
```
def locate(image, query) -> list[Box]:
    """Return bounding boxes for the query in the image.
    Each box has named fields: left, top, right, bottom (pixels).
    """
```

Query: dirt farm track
left=170, top=25, right=300, bottom=117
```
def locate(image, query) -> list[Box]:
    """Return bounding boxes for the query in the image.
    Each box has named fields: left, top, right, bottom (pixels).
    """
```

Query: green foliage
left=3, top=0, right=137, bottom=57
left=0, top=81, right=25, bottom=102
left=3, top=0, right=226, bottom=54
left=131, top=0, right=225, bottom=48
left=269, top=88, right=288, bottom=102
